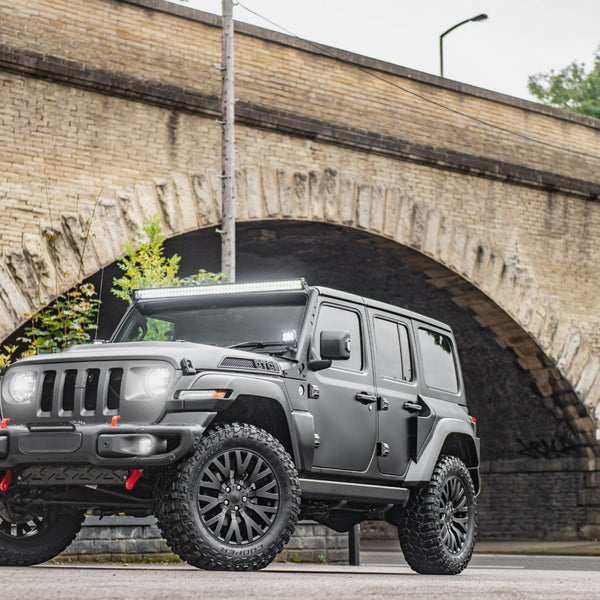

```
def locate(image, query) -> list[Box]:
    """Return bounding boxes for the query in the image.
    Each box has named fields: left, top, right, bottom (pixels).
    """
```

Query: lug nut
left=236, top=485, right=241, bottom=491
left=242, top=496, right=247, bottom=502
left=224, top=500, right=230, bottom=506
left=225, top=487, right=231, bottom=493
left=234, top=506, right=239, bottom=512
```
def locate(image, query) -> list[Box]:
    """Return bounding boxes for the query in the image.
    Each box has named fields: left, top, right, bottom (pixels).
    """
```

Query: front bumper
left=0, top=413, right=214, bottom=469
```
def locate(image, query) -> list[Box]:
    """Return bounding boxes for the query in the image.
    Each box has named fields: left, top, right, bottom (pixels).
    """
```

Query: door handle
left=403, top=401, right=423, bottom=413
left=355, top=392, right=378, bottom=405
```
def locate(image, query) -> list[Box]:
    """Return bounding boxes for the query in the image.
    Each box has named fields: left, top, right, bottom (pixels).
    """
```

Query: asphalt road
left=0, top=555, right=598, bottom=600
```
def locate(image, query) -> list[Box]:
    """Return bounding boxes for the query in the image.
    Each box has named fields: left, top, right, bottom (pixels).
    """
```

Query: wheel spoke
left=224, top=517, right=242, bottom=544
left=253, top=479, right=278, bottom=500
left=247, top=503, right=277, bottom=524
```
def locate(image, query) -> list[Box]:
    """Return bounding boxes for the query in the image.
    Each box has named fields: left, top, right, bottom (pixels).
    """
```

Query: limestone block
left=172, top=172, right=200, bottom=231
left=81, top=205, right=116, bottom=268
left=448, top=223, right=468, bottom=273
left=4, top=247, right=44, bottom=304
left=117, top=189, right=145, bottom=240
left=395, top=193, right=414, bottom=246
left=154, top=178, right=182, bottom=235
left=354, top=184, right=370, bottom=230
left=0, top=263, right=32, bottom=332
left=553, top=324, right=580, bottom=370
left=575, top=356, right=600, bottom=400
left=261, top=166, right=280, bottom=218
left=60, top=212, right=99, bottom=278
left=516, top=281, right=539, bottom=329
left=277, top=169, right=294, bottom=218
left=134, top=182, right=161, bottom=226
left=22, top=233, right=55, bottom=298
left=245, top=167, right=263, bottom=220
left=383, top=187, right=400, bottom=238
left=339, top=176, right=354, bottom=225
left=422, top=209, right=442, bottom=258
left=235, top=169, right=249, bottom=221
left=308, top=170, right=324, bottom=220
left=435, top=216, right=452, bottom=265
left=461, top=235, right=482, bottom=281
left=40, top=221, right=79, bottom=286
left=369, top=185, right=385, bottom=233
left=323, top=168, right=339, bottom=223
left=190, top=172, right=219, bottom=226
left=409, top=202, right=427, bottom=251
left=293, top=172, right=309, bottom=219
left=97, top=192, right=130, bottom=259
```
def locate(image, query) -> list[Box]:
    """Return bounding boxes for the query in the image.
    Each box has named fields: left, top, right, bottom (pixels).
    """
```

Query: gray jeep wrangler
left=0, top=279, right=479, bottom=574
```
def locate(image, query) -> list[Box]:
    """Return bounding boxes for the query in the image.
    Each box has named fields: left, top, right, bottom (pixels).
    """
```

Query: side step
left=299, top=478, right=409, bottom=504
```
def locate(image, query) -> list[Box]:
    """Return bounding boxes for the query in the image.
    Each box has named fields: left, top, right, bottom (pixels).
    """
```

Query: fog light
left=136, top=436, right=154, bottom=456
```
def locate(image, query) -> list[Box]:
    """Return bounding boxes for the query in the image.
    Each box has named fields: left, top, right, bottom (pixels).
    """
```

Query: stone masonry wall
left=60, top=517, right=348, bottom=564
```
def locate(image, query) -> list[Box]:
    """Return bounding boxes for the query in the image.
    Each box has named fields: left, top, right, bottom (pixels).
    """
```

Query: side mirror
left=320, top=330, right=351, bottom=360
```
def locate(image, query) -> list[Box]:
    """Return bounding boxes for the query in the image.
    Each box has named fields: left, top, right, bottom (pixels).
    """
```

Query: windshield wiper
left=228, top=340, right=289, bottom=350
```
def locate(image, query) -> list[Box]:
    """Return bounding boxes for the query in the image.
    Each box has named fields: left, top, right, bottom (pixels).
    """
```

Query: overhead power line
left=235, top=1, right=600, bottom=162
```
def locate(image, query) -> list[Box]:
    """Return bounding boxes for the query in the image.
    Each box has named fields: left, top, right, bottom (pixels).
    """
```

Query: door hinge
left=308, top=384, right=320, bottom=399
left=378, top=441, right=390, bottom=457
left=314, top=433, right=321, bottom=448
left=377, top=396, right=389, bottom=411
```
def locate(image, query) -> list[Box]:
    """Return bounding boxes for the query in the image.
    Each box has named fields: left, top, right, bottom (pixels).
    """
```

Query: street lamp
left=439, top=13, right=488, bottom=77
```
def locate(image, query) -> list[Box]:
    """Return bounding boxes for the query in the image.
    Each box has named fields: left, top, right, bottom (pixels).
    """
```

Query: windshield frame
left=110, top=291, right=309, bottom=357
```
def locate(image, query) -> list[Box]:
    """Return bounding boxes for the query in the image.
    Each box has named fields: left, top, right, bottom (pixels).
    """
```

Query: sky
left=166, top=0, right=600, bottom=102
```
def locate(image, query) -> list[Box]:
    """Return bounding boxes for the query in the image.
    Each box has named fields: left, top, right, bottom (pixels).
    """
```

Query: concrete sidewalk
left=361, top=537, right=600, bottom=557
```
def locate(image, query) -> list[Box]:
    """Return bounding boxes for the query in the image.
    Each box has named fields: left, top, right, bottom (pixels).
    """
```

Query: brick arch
left=2, top=167, right=599, bottom=433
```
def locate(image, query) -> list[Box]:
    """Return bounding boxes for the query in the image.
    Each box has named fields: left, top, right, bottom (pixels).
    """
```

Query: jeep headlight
left=6, top=370, right=37, bottom=403
left=143, top=367, right=171, bottom=398
left=123, top=365, right=174, bottom=401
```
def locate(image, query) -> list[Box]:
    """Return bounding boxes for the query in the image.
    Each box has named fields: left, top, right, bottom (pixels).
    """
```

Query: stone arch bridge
left=1, top=0, right=600, bottom=539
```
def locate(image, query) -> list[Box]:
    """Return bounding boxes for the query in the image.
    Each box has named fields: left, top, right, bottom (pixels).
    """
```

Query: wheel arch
left=404, top=418, right=480, bottom=492
left=211, top=394, right=298, bottom=466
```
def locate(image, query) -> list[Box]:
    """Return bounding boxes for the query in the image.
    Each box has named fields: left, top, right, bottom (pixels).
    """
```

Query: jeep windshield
left=111, top=292, right=308, bottom=353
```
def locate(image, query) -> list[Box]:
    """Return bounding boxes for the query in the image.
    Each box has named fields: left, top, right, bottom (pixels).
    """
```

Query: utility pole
left=220, top=0, right=236, bottom=281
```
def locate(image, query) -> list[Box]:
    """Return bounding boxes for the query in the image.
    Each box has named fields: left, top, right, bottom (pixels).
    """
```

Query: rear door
left=370, top=312, right=419, bottom=476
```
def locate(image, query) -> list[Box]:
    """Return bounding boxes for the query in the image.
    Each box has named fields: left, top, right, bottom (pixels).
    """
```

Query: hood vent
left=218, top=357, right=281, bottom=374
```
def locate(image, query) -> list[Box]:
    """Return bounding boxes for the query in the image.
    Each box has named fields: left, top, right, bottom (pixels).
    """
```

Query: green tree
left=111, top=214, right=226, bottom=304
left=18, top=283, right=100, bottom=354
left=528, top=49, right=600, bottom=119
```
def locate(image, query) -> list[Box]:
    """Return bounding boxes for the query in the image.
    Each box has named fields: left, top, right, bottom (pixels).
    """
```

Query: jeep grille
left=39, top=367, right=124, bottom=416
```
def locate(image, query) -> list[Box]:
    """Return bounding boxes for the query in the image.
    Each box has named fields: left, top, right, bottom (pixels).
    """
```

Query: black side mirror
left=320, top=330, right=351, bottom=360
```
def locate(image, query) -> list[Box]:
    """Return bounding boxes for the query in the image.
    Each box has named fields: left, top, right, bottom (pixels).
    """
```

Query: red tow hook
left=0, top=470, right=12, bottom=491
left=0, top=418, right=10, bottom=429
left=125, top=469, right=143, bottom=490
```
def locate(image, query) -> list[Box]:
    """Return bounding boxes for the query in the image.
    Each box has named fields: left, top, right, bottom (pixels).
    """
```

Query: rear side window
left=373, top=318, right=413, bottom=382
left=418, top=328, right=459, bottom=393
left=314, top=304, right=363, bottom=371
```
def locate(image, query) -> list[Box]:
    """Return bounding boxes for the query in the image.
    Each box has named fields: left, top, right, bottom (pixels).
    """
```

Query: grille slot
left=40, top=371, right=56, bottom=413
left=107, top=368, right=122, bottom=411
left=62, top=370, right=77, bottom=412
left=84, top=369, right=100, bottom=412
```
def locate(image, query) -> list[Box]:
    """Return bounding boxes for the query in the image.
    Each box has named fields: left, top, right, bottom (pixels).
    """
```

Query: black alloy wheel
left=398, top=455, right=477, bottom=575
left=198, top=448, right=280, bottom=545
left=155, top=423, right=301, bottom=570
left=0, top=500, right=85, bottom=566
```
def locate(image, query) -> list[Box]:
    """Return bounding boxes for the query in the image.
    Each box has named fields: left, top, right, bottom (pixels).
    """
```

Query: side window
left=418, top=328, right=459, bottom=393
left=314, top=305, right=363, bottom=371
left=373, top=318, right=413, bottom=382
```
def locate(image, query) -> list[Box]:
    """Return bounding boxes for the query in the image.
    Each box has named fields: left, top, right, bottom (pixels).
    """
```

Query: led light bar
left=132, top=279, right=306, bottom=301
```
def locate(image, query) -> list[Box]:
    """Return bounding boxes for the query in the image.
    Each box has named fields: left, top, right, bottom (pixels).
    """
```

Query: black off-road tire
left=0, top=503, right=85, bottom=566
left=155, top=423, right=301, bottom=570
left=398, top=455, right=477, bottom=575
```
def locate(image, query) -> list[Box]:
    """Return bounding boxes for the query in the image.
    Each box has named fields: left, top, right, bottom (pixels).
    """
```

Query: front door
left=307, top=301, right=377, bottom=473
